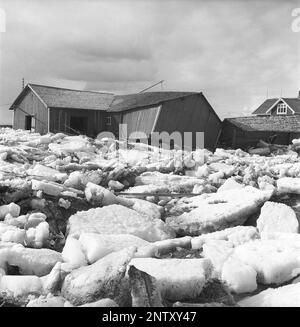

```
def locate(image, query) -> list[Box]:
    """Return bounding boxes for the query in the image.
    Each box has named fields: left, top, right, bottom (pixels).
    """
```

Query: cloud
left=0, top=0, right=299, bottom=124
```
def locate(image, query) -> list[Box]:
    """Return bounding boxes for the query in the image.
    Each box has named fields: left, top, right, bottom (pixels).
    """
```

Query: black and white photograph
left=0, top=0, right=300, bottom=315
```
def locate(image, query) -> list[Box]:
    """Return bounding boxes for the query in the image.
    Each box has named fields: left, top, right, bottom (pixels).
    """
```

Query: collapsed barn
left=9, top=84, right=222, bottom=151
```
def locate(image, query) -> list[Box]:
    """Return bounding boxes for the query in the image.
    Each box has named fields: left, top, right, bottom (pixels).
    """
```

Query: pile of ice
left=0, top=128, right=300, bottom=307
left=0, top=203, right=49, bottom=248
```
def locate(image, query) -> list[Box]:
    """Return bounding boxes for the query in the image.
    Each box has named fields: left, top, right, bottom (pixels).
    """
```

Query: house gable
left=252, top=93, right=300, bottom=115
left=12, top=87, right=49, bottom=134
left=268, top=99, right=295, bottom=115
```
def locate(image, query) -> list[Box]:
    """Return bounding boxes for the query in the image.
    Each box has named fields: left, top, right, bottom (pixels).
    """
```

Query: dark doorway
left=70, top=116, right=88, bottom=134
left=25, top=115, right=32, bottom=130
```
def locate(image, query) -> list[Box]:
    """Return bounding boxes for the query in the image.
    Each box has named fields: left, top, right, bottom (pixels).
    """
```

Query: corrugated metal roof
left=10, top=84, right=114, bottom=111
left=107, top=91, right=198, bottom=112
left=225, top=115, right=300, bottom=132
left=252, top=97, right=300, bottom=115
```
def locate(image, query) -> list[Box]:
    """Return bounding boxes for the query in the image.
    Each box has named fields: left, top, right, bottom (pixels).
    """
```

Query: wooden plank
left=232, top=128, right=237, bottom=148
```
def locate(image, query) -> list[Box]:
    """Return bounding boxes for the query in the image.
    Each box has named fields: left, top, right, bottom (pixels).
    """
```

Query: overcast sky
left=0, top=0, right=299, bottom=124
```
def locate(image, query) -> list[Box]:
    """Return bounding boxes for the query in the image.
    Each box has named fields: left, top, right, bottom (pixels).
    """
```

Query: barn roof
left=107, top=91, right=199, bottom=112
left=10, top=84, right=114, bottom=111
left=252, top=97, right=300, bottom=115
left=10, top=84, right=206, bottom=114
left=224, top=115, right=300, bottom=133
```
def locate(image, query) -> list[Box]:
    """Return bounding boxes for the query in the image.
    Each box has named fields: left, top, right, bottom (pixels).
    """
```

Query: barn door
left=70, top=116, right=88, bottom=134
left=25, top=115, right=32, bottom=130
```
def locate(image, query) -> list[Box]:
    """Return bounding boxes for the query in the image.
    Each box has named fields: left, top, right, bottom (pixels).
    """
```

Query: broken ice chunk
left=221, top=257, right=257, bottom=294
left=191, top=226, right=259, bottom=249
left=31, top=179, right=64, bottom=196
left=78, top=233, right=149, bottom=264
left=0, top=275, right=43, bottom=300
left=277, top=177, right=300, bottom=194
left=67, top=204, right=175, bottom=242
left=0, top=203, right=21, bottom=220
left=62, top=236, right=87, bottom=269
left=129, top=258, right=212, bottom=302
left=239, top=283, right=300, bottom=307
left=84, top=182, right=117, bottom=206
left=257, top=201, right=299, bottom=234
left=166, top=186, right=272, bottom=236
left=61, top=247, right=136, bottom=306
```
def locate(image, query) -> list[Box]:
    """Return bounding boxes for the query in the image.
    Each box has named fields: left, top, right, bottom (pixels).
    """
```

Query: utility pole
left=22, top=78, right=24, bottom=90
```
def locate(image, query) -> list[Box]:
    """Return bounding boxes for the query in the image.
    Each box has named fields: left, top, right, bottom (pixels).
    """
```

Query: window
left=277, top=103, right=287, bottom=115
left=106, top=116, right=112, bottom=126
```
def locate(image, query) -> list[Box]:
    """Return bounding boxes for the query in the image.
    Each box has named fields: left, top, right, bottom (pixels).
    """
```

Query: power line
left=0, top=103, right=12, bottom=107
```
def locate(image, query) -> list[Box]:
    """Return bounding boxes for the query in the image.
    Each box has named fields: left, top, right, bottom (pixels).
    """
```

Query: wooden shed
left=9, top=84, right=114, bottom=137
left=106, top=92, right=222, bottom=150
left=220, top=115, right=300, bottom=149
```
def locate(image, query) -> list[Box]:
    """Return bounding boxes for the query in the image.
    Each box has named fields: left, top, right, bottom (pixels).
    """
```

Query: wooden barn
left=9, top=84, right=114, bottom=136
left=106, top=92, right=222, bottom=150
left=220, top=115, right=300, bottom=149
left=9, top=84, right=222, bottom=150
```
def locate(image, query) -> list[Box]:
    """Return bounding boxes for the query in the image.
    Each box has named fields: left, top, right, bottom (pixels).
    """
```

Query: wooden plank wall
left=13, top=89, right=48, bottom=134
left=49, top=108, right=106, bottom=137
left=105, top=113, right=122, bottom=138
left=120, top=106, right=160, bottom=140
left=219, top=120, right=235, bottom=147
left=221, top=125, right=293, bottom=149
left=154, top=94, right=222, bottom=150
